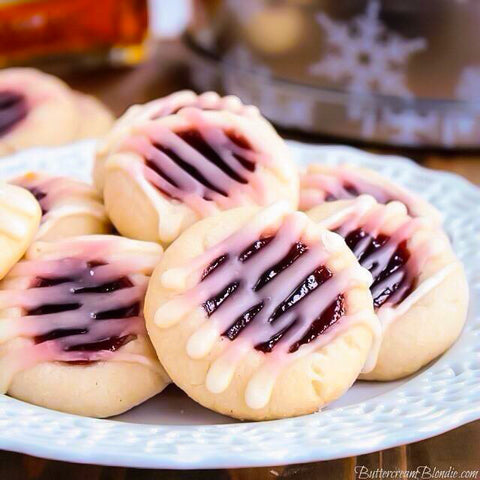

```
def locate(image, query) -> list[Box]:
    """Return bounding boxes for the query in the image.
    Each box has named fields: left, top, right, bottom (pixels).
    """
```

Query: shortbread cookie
left=94, top=90, right=261, bottom=191
left=307, top=196, right=468, bottom=380
left=11, top=172, right=111, bottom=241
left=0, top=68, right=79, bottom=155
left=73, top=92, right=114, bottom=140
left=145, top=203, right=379, bottom=420
left=300, top=164, right=441, bottom=222
left=0, top=183, right=41, bottom=279
left=103, top=106, right=299, bottom=246
left=0, top=235, right=169, bottom=417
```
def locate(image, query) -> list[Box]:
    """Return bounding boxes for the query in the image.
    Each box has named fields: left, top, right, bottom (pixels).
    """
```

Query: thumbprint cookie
left=73, top=92, right=114, bottom=140
left=145, top=203, right=380, bottom=420
left=0, top=68, right=78, bottom=155
left=0, top=183, right=41, bottom=279
left=0, top=236, right=169, bottom=417
left=300, top=163, right=441, bottom=222
left=307, top=196, right=468, bottom=381
left=11, top=172, right=111, bottom=242
left=94, top=90, right=261, bottom=191
left=102, top=106, right=299, bottom=246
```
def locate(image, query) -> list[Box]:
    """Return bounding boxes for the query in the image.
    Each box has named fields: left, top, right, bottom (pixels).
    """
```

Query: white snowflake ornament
left=437, top=65, right=480, bottom=146
left=455, top=66, right=480, bottom=101
left=310, top=0, right=426, bottom=98
left=383, top=108, right=437, bottom=145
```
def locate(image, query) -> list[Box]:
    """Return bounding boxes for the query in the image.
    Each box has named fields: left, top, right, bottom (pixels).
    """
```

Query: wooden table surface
left=1, top=40, right=479, bottom=479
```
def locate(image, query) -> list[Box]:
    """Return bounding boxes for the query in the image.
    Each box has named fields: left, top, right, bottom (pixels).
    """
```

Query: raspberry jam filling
left=300, top=170, right=420, bottom=214
left=12, top=176, right=51, bottom=216
left=154, top=210, right=379, bottom=408
left=325, top=182, right=362, bottom=202
left=145, top=128, right=256, bottom=201
left=25, top=186, right=48, bottom=214
left=201, top=236, right=345, bottom=353
left=0, top=91, right=28, bottom=137
left=343, top=228, right=412, bottom=308
left=25, top=259, right=143, bottom=358
left=167, top=106, right=218, bottom=116
left=287, top=295, right=345, bottom=354
left=11, top=174, right=107, bottom=227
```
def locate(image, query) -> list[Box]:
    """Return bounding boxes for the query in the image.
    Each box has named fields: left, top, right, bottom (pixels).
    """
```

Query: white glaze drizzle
left=0, top=236, right=163, bottom=393
left=122, top=109, right=268, bottom=210
left=310, top=195, right=455, bottom=330
left=10, top=172, right=109, bottom=240
left=156, top=204, right=378, bottom=409
left=95, top=91, right=263, bottom=190
left=300, top=164, right=442, bottom=222
left=113, top=104, right=293, bottom=242
left=377, top=262, right=460, bottom=329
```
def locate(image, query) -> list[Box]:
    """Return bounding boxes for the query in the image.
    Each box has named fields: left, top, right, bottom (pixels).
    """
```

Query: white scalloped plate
left=0, top=140, right=478, bottom=469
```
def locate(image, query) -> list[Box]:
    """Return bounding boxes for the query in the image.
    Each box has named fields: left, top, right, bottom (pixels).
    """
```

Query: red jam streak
left=343, top=228, right=412, bottom=308
left=287, top=295, right=345, bottom=353
left=146, top=129, right=256, bottom=201
left=253, top=241, right=307, bottom=292
left=0, top=91, right=27, bottom=137
left=325, top=182, right=362, bottom=202
left=222, top=301, right=264, bottom=342
left=203, top=281, right=240, bottom=317
left=201, top=254, right=229, bottom=280
left=201, top=238, right=344, bottom=353
left=65, top=334, right=136, bottom=353
left=31, top=261, right=139, bottom=355
left=267, top=266, right=331, bottom=323
left=322, top=179, right=416, bottom=215
left=168, top=106, right=219, bottom=116
left=24, top=186, right=48, bottom=214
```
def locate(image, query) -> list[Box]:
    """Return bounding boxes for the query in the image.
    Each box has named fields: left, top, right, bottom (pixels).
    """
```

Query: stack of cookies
left=0, top=85, right=468, bottom=420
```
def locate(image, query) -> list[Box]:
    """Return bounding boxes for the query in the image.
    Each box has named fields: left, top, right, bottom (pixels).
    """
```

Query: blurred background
left=1, top=0, right=480, bottom=149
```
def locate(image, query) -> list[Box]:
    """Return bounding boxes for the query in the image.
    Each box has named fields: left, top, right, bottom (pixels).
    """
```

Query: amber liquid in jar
left=0, top=0, right=149, bottom=67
